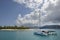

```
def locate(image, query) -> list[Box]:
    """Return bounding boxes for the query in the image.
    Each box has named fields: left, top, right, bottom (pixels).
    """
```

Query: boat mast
left=39, top=10, right=41, bottom=27
left=34, top=8, right=41, bottom=27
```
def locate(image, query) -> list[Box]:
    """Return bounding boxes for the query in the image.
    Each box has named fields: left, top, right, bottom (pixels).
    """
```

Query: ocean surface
left=0, top=29, right=60, bottom=40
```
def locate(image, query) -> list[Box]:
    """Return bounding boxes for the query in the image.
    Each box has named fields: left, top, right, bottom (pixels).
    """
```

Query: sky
left=0, top=0, right=32, bottom=26
left=0, top=0, right=60, bottom=27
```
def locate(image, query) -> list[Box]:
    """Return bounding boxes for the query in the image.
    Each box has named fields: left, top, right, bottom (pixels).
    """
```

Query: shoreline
left=0, top=29, right=38, bottom=30
left=0, top=29, right=18, bottom=31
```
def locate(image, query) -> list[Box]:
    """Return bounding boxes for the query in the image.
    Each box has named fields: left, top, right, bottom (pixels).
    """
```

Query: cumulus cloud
left=13, top=0, right=43, bottom=8
left=13, top=0, right=46, bottom=26
left=16, top=9, right=41, bottom=26
left=42, top=0, right=60, bottom=25
left=13, top=0, right=60, bottom=26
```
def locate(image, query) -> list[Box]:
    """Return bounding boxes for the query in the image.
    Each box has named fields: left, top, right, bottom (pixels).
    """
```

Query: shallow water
left=0, top=29, right=60, bottom=40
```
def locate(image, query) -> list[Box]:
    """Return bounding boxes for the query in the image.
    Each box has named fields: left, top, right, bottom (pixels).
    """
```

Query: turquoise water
left=0, top=29, right=60, bottom=40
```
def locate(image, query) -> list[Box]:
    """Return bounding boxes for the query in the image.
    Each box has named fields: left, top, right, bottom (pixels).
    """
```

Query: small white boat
left=34, top=31, right=48, bottom=36
left=34, top=32, right=47, bottom=36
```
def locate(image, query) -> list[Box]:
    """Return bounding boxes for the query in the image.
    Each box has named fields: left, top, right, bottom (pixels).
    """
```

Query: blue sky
left=0, top=0, right=60, bottom=26
left=0, top=0, right=32, bottom=26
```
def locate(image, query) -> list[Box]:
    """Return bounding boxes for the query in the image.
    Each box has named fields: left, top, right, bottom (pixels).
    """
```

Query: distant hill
left=40, top=25, right=60, bottom=29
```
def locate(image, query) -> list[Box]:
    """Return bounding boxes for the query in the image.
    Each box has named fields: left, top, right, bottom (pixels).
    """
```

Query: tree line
left=0, top=26, right=29, bottom=29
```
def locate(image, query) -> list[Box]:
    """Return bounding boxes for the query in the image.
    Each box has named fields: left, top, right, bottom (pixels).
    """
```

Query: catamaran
left=34, top=30, right=57, bottom=36
left=33, top=8, right=57, bottom=36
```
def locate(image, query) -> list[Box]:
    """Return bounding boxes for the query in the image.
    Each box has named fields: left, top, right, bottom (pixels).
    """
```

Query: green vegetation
left=0, top=26, right=29, bottom=29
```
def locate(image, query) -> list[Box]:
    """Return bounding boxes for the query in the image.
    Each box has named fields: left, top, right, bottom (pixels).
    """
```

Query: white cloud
left=16, top=9, right=40, bottom=26
left=13, top=0, right=60, bottom=26
left=13, top=0, right=43, bottom=8
left=42, top=0, right=60, bottom=25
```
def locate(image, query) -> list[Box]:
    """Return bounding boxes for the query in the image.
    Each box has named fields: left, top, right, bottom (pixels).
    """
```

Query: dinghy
left=34, top=31, right=48, bottom=36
